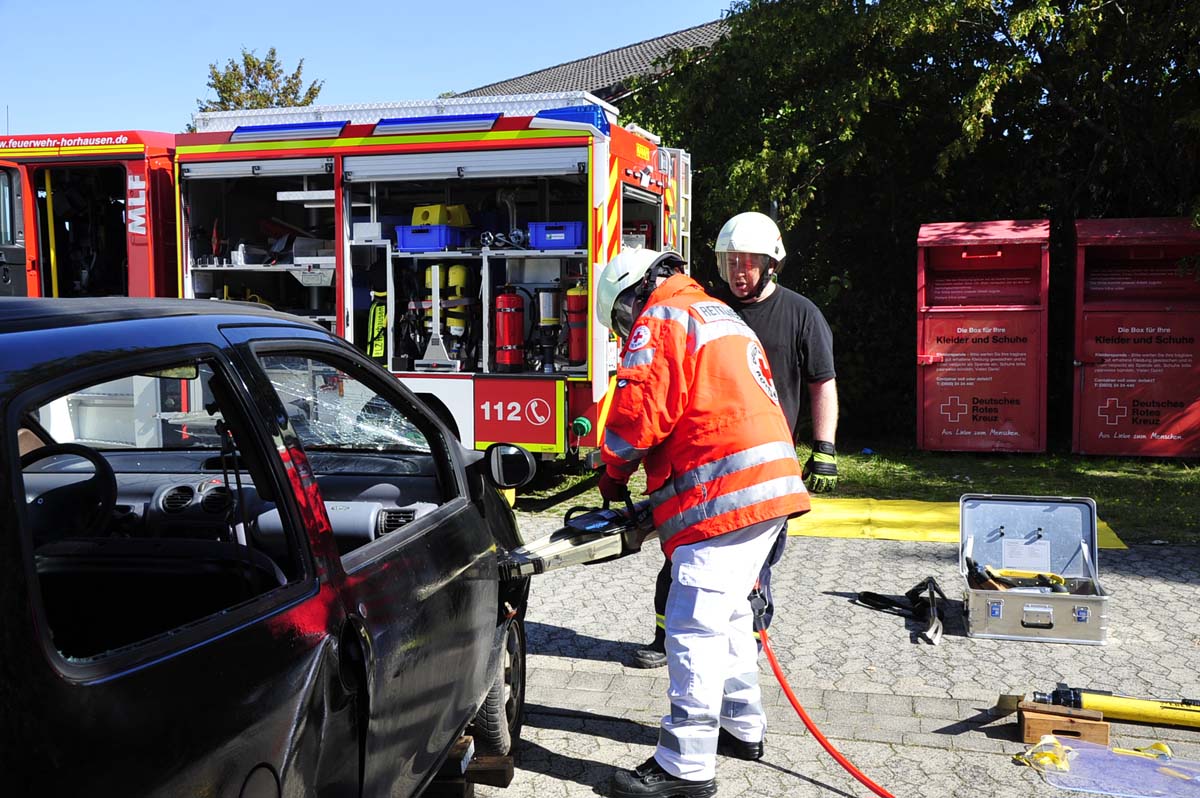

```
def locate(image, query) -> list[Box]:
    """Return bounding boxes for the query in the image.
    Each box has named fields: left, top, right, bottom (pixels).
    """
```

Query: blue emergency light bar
left=532, top=105, right=611, bottom=135
left=372, top=113, right=501, bottom=136
left=229, top=120, right=349, bottom=142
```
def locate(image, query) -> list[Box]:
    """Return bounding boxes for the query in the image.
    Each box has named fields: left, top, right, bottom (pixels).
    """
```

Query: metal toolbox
left=960, top=494, right=1109, bottom=645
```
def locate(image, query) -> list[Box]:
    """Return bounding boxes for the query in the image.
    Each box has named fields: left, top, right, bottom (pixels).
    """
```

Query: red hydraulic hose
left=759, top=626, right=896, bottom=798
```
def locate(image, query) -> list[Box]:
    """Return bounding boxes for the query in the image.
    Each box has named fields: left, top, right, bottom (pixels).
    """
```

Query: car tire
left=470, top=616, right=526, bottom=755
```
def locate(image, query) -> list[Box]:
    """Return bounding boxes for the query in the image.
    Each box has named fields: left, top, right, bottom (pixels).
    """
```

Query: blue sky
left=0, top=0, right=732, bottom=135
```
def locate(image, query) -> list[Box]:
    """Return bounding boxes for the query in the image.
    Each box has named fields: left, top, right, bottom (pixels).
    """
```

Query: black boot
left=717, top=727, right=764, bottom=761
left=631, top=628, right=666, bottom=669
left=610, top=757, right=717, bottom=797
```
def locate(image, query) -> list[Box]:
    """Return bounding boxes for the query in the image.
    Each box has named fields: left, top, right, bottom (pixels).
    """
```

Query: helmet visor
left=716, top=251, right=774, bottom=281
left=610, top=285, right=641, bottom=339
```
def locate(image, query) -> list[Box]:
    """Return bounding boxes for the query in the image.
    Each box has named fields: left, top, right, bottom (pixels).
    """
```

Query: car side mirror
left=483, top=443, right=536, bottom=489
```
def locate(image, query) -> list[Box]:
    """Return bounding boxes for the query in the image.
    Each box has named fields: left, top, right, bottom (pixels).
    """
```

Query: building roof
left=456, top=20, right=728, bottom=102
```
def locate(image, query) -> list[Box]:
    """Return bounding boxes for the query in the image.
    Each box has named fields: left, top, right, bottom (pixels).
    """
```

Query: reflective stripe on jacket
left=600, top=274, right=810, bottom=558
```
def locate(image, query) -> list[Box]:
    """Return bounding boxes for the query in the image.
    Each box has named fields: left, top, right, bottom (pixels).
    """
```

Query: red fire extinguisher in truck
left=566, top=282, right=588, bottom=366
left=495, top=285, right=526, bottom=372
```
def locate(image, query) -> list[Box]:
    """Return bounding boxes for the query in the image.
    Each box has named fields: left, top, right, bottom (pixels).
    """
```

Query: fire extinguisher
left=495, top=285, right=526, bottom=372
left=566, top=282, right=588, bottom=366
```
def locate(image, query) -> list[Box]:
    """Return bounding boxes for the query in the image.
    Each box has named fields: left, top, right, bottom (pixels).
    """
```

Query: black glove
left=803, top=440, right=838, bottom=493
left=598, top=471, right=631, bottom=503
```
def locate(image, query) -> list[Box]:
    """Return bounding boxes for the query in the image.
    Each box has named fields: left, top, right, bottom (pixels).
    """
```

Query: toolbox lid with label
left=959, top=494, right=1101, bottom=582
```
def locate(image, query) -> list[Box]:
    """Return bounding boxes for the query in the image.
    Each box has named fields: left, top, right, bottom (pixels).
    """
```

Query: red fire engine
left=0, top=131, right=177, bottom=299
left=175, top=92, right=690, bottom=456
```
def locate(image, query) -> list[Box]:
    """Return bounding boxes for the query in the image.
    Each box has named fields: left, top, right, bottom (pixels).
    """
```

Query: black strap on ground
left=855, top=577, right=947, bottom=645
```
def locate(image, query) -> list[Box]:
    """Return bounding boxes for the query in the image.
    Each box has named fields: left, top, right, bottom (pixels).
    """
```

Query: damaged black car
left=0, top=297, right=536, bottom=796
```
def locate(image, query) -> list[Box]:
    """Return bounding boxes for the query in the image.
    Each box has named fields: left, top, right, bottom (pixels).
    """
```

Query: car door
left=0, top=162, right=26, bottom=296
left=223, top=325, right=498, bottom=798
left=4, top=331, right=362, bottom=797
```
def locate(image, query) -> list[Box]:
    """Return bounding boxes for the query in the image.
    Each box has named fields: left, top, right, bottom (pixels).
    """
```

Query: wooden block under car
left=427, top=737, right=476, bottom=797
left=427, top=736, right=513, bottom=793
left=1019, top=700, right=1109, bottom=745
left=422, top=780, right=473, bottom=798
left=423, top=758, right=513, bottom=794
left=466, top=756, right=515, bottom=788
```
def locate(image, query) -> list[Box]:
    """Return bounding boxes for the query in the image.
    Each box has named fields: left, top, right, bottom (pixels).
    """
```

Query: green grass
left=520, top=447, right=1200, bottom=544
left=836, top=447, right=1199, bottom=544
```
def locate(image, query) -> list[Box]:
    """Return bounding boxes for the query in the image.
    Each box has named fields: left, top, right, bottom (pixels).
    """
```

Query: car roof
left=0, top=297, right=313, bottom=334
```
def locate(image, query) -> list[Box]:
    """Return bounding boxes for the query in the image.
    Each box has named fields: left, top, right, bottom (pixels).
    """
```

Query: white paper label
left=1001, top=539, right=1052, bottom=572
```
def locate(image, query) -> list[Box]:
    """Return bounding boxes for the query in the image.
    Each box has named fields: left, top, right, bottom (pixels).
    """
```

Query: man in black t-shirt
left=633, top=212, right=839, bottom=683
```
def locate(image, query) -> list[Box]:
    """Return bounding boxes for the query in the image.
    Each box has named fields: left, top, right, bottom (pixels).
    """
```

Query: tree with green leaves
left=195, top=47, right=323, bottom=117
left=623, top=0, right=1200, bottom=443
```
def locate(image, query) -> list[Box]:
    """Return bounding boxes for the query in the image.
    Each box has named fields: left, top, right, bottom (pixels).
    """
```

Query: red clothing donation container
left=1072, top=218, right=1200, bottom=457
left=917, top=220, right=1050, bottom=452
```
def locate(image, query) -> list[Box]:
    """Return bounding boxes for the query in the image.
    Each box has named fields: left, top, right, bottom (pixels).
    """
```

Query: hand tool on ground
left=855, top=577, right=948, bottom=645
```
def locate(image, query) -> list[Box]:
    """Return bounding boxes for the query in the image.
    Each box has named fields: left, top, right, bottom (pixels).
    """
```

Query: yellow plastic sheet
left=788, top=498, right=1126, bottom=549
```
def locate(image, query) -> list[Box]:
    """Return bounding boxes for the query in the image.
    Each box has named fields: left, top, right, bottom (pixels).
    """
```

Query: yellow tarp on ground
left=788, top=497, right=1127, bottom=549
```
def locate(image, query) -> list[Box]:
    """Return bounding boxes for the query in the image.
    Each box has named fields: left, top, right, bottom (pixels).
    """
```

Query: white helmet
left=714, top=212, right=786, bottom=282
left=595, top=249, right=686, bottom=337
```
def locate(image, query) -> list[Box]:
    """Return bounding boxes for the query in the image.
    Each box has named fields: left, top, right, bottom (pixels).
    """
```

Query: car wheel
left=470, top=616, right=526, bottom=755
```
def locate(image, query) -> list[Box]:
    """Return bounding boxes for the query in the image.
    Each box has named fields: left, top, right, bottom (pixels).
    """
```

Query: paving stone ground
left=477, top=509, right=1200, bottom=798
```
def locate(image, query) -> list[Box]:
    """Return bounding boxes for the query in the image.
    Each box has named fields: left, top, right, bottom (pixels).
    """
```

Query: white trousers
left=654, top=517, right=786, bottom=780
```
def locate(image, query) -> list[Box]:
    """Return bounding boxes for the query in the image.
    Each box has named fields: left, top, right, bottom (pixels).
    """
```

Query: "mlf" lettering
left=127, top=174, right=147, bottom=235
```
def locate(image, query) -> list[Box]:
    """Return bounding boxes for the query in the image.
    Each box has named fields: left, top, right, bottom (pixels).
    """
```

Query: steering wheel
left=21, top=443, right=119, bottom=541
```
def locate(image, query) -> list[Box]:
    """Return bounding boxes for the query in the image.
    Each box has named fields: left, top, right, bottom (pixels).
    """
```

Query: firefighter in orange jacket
left=595, top=249, right=810, bottom=797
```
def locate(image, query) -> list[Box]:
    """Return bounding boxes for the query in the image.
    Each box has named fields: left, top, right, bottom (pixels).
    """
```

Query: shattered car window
left=258, top=356, right=430, bottom=453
